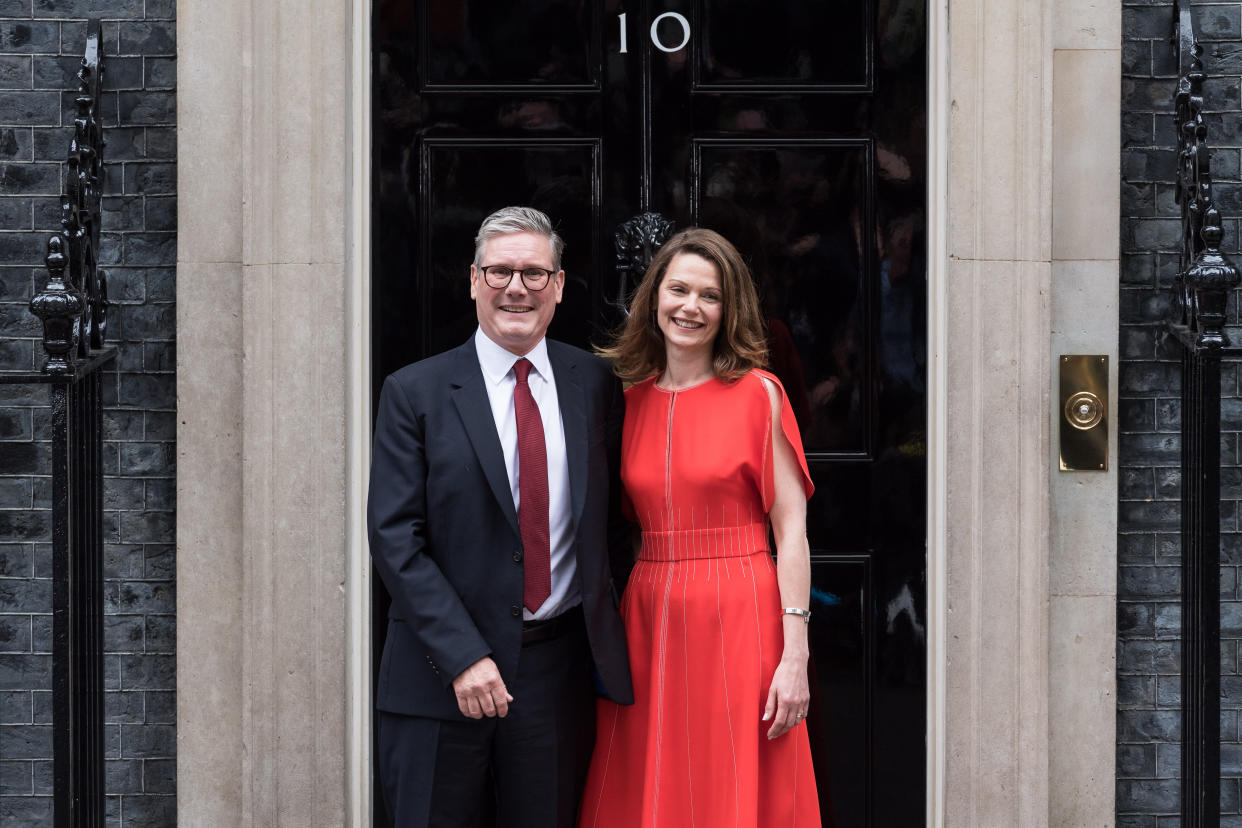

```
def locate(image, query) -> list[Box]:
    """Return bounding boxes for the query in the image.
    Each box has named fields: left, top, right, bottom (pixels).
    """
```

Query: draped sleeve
left=755, top=369, right=814, bottom=511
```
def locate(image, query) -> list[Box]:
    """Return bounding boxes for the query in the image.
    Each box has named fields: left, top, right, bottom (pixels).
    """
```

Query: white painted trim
left=925, top=0, right=949, bottom=824
left=345, top=0, right=373, bottom=819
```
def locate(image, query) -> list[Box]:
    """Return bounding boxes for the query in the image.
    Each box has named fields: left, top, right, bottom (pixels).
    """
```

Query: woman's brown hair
left=599, top=227, right=768, bottom=383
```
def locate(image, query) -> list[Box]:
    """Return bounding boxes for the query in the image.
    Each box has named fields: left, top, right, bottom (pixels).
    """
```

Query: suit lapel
left=450, top=342, right=520, bottom=537
left=550, top=343, right=588, bottom=536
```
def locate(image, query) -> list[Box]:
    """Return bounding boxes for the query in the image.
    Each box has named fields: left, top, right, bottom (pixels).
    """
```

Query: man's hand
left=452, top=657, right=514, bottom=719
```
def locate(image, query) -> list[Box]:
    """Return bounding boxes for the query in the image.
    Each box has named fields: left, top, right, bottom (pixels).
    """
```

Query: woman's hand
left=762, top=655, right=810, bottom=740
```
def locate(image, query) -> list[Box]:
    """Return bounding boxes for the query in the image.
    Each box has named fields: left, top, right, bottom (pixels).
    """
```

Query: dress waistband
left=637, top=522, right=770, bottom=562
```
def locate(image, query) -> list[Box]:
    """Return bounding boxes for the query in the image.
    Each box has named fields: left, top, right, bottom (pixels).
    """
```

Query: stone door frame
left=176, top=0, right=1120, bottom=824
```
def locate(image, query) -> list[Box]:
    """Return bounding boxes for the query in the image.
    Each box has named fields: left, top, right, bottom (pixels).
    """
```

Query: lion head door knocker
left=612, top=212, right=674, bottom=315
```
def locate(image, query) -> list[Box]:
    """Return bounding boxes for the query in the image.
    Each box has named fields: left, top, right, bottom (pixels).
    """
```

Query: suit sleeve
left=604, top=373, right=635, bottom=592
left=367, top=375, right=492, bottom=686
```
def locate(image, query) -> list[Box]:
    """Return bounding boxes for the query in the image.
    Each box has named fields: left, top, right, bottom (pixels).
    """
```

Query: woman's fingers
left=766, top=691, right=810, bottom=739
left=762, top=684, right=779, bottom=722
left=768, top=693, right=793, bottom=739
left=765, top=661, right=812, bottom=738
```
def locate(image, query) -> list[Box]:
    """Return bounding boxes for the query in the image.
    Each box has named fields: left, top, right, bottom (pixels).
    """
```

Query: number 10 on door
left=617, top=12, right=692, bottom=54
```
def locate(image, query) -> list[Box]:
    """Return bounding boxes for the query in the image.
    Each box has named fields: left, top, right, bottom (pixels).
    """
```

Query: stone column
left=1047, top=1, right=1120, bottom=824
left=945, top=0, right=1054, bottom=823
left=177, top=0, right=352, bottom=821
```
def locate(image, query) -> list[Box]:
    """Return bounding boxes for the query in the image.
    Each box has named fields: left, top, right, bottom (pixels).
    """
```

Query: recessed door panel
left=808, top=555, right=872, bottom=827
left=697, top=0, right=871, bottom=88
left=423, top=0, right=599, bottom=87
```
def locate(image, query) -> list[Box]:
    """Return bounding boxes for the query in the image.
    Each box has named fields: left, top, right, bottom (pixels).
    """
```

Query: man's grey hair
left=473, top=206, right=564, bottom=271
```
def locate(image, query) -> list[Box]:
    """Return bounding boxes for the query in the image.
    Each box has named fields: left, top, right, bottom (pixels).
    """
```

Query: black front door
left=372, top=2, right=927, bottom=824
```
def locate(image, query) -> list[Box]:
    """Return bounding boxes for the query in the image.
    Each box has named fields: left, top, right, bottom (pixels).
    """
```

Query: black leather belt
left=521, top=604, right=582, bottom=646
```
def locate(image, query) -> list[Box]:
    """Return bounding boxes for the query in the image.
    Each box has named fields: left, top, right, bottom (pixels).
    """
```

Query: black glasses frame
left=479, top=265, right=556, bottom=291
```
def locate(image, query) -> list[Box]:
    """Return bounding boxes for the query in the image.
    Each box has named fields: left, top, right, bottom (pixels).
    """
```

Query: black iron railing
left=0, top=19, right=111, bottom=827
left=1165, top=3, right=1242, bottom=826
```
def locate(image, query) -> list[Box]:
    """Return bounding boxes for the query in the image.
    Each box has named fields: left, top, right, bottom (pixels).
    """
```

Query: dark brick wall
left=0, top=4, right=175, bottom=827
left=1120, top=1, right=1242, bottom=824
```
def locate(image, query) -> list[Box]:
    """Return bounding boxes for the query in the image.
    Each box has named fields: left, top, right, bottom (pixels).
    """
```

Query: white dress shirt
left=474, top=328, right=579, bottom=621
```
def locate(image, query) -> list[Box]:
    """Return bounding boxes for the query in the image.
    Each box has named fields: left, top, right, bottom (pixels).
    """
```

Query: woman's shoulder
left=717, top=371, right=790, bottom=428
left=730, top=368, right=783, bottom=401
left=747, top=367, right=783, bottom=390
left=623, top=375, right=659, bottom=399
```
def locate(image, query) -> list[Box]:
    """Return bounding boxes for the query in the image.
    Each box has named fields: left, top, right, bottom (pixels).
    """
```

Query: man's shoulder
left=547, top=339, right=615, bottom=379
left=384, top=342, right=471, bottom=390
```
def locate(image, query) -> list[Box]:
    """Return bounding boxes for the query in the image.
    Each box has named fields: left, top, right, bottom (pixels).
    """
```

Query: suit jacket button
left=513, top=550, right=523, bottom=562
left=511, top=605, right=521, bottom=617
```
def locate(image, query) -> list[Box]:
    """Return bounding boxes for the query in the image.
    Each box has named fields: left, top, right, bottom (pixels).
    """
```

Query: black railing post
left=1166, top=3, right=1242, bottom=826
left=47, top=380, right=75, bottom=825
left=1181, top=343, right=1221, bottom=827
left=17, top=18, right=112, bottom=827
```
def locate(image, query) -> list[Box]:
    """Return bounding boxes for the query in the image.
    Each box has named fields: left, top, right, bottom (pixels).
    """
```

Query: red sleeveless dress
left=579, top=370, right=821, bottom=828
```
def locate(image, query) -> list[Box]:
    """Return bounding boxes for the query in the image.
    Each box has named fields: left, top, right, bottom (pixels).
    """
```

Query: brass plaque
left=1059, top=355, right=1108, bottom=471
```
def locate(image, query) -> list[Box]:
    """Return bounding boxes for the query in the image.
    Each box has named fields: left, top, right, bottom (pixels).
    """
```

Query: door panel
left=372, top=2, right=927, bottom=824
left=697, top=0, right=871, bottom=88
left=807, top=555, right=873, bottom=827
left=423, top=0, right=599, bottom=87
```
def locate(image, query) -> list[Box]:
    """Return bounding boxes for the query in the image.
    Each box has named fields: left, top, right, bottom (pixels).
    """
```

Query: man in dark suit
left=368, top=206, right=633, bottom=828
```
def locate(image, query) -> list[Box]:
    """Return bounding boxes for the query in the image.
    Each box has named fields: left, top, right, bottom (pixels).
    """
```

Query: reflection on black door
left=373, top=1, right=927, bottom=824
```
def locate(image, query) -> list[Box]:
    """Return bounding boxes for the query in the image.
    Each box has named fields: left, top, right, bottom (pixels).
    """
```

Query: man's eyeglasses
left=479, top=265, right=556, bottom=291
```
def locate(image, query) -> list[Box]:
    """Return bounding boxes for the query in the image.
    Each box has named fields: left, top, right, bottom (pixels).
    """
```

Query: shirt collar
left=474, top=327, right=552, bottom=386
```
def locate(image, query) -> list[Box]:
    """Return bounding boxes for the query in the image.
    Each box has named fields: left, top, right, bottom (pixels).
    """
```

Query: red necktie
left=513, top=358, right=550, bottom=612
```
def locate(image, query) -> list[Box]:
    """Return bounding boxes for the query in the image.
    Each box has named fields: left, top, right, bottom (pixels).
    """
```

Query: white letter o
left=650, top=12, right=691, bottom=53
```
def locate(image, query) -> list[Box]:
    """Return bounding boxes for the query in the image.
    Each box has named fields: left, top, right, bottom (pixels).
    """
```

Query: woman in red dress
left=580, top=228, right=821, bottom=828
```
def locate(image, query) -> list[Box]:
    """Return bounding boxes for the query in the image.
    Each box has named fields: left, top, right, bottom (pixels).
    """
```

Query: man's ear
left=469, top=265, right=479, bottom=301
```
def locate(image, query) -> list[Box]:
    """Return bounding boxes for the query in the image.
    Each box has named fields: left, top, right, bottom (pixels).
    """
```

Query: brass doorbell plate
left=1059, top=355, right=1108, bottom=471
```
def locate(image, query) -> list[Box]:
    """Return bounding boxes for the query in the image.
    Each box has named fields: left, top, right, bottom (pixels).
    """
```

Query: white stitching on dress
left=748, top=548, right=764, bottom=701
left=652, top=552, right=673, bottom=822
left=716, top=555, right=741, bottom=826
left=682, top=546, right=695, bottom=827
left=588, top=702, right=620, bottom=828
left=790, top=733, right=799, bottom=828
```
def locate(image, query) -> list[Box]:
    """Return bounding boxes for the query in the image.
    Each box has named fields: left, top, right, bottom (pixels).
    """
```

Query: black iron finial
left=1167, top=1, right=1239, bottom=349
left=29, top=19, right=107, bottom=372
left=29, top=237, right=84, bottom=375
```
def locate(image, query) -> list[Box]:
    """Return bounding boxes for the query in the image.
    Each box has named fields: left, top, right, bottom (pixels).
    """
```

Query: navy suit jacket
left=368, top=337, right=634, bottom=719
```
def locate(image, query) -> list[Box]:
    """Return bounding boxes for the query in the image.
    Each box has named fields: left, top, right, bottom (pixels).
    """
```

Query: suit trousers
left=378, top=613, right=596, bottom=828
